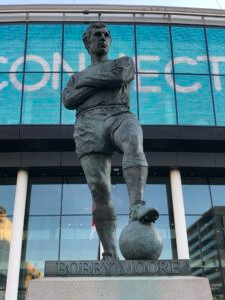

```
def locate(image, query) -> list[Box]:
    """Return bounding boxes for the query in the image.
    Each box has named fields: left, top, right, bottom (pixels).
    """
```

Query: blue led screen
left=172, top=26, right=209, bottom=74
left=136, top=25, right=171, bottom=74
left=1, top=23, right=225, bottom=125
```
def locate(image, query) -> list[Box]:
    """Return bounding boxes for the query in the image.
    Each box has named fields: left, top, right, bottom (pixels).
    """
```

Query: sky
left=0, top=0, right=225, bottom=9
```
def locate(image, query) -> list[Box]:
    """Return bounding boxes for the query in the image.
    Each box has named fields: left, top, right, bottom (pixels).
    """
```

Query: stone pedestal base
left=26, top=276, right=212, bottom=300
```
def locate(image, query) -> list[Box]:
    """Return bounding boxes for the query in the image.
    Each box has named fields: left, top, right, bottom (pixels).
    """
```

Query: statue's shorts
left=74, top=105, right=143, bottom=161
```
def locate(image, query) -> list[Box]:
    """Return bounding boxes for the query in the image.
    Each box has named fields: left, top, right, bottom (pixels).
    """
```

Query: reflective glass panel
left=211, top=76, right=225, bottom=126
left=182, top=178, right=212, bottom=214
left=63, top=24, right=90, bottom=73
left=216, top=223, right=225, bottom=268
left=176, top=75, right=215, bottom=125
left=186, top=214, right=220, bottom=269
left=111, top=184, right=129, bottom=214
left=145, top=180, right=170, bottom=215
left=206, top=28, right=225, bottom=75
left=60, top=216, right=98, bottom=260
left=186, top=215, right=203, bottom=271
left=0, top=179, right=16, bottom=216
left=210, top=178, right=225, bottom=207
left=0, top=24, right=26, bottom=72
left=0, top=216, right=13, bottom=290
left=62, top=180, right=92, bottom=215
left=22, top=73, right=61, bottom=124
left=139, top=74, right=176, bottom=124
left=61, top=72, right=76, bottom=124
left=136, top=25, right=171, bottom=73
left=26, top=24, right=62, bottom=72
left=0, top=73, right=22, bottom=124
left=19, top=216, right=60, bottom=289
left=27, top=178, right=61, bottom=215
left=172, top=26, right=208, bottom=74
left=156, top=215, right=174, bottom=259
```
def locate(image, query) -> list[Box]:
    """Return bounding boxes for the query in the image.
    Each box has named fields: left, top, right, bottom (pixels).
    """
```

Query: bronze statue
left=62, top=23, right=159, bottom=260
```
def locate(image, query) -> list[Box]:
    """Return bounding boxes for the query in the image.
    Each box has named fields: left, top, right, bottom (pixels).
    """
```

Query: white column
left=170, top=169, right=189, bottom=259
left=5, top=169, right=28, bottom=300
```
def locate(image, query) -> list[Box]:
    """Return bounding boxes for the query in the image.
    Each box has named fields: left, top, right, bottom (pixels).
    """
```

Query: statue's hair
left=82, top=22, right=111, bottom=50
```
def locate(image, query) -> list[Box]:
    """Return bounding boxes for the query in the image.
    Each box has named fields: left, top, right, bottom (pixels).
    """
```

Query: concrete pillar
left=5, top=169, right=29, bottom=300
left=170, top=169, right=189, bottom=259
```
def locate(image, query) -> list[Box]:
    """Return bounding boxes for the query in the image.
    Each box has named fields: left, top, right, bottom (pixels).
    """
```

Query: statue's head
left=82, top=23, right=112, bottom=56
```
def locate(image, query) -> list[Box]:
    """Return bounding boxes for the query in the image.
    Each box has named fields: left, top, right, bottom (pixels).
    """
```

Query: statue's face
left=88, top=27, right=111, bottom=56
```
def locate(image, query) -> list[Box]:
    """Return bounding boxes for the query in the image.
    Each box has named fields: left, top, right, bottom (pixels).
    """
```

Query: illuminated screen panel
left=0, top=73, right=22, bottom=124
left=63, top=24, right=90, bottom=73
left=0, top=24, right=26, bottom=72
left=22, top=73, right=61, bottom=124
left=61, top=72, right=76, bottom=124
left=107, top=24, right=135, bottom=59
left=206, top=27, right=225, bottom=75
left=25, top=24, right=62, bottom=72
left=172, top=26, right=209, bottom=74
left=138, top=74, right=176, bottom=125
left=136, top=25, right=171, bottom=74
left=176, top=75, right=215, bottom=125
left=211, top=75, right=225, bottom=126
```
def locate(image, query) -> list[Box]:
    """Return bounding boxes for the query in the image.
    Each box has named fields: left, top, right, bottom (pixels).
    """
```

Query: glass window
left=0, top=73, right=22, bottom=124
left=25, top=24, right=62, bottom=72
left=111, top=183, right=129, bottom=214
left=22, top=72, right=61, bottom=124
left=19, top=216, right=60, bottom=290
left=0, top=179, right=16, bottom=216
left=211, top=76, right=225, bottom=125
left=145, top=179, right=171, bottom=215
left=136, top=25, right=171, bottom=74
left=172, top=26, right=208, bottom=74
left=27, top=178, right=61, bottom=216
left=0, top=24, right=26, bottom=72
left=176, top=75, right=215, bottom=125
left=62, top=179, right=92, bottom=215
left=206, top=28, right=225, bottom=75
left=0, top=179, right=15, bottom=292
left=139, top=74, right=176, bottom=124
left=157, top=215, right=174, bottom=259
left=182, top=178, right=212, bottom=215
left=0, top=216, right=13, bottom=291
left=60, top=216, right=98, bottom=260
left=210, top=178, right=225, bottom=207
left=63, top=24, right=90, bottom=73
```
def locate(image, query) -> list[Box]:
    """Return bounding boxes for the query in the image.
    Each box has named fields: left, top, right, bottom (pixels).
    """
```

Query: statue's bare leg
left=113, top=118, right=159, bottom=223
left=80, top=153, right=118, bottom=260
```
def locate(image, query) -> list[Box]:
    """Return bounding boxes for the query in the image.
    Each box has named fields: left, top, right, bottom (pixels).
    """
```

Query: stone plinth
left=26, top=276, right=212, bottom=300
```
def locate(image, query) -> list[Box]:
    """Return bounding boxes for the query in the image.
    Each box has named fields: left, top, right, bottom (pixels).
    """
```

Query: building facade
left=0, top=4, right=225, bottom=299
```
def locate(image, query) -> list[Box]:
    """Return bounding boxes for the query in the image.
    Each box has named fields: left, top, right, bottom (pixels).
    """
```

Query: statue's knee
left=93, top=204, right=117, bottom=220
left=123, top=133, right=142, bottom=153
left=89, top=178, right=111, bottom=203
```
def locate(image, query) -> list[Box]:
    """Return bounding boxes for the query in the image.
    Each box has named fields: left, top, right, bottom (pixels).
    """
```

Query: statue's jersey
left=62, top=57, right=135, bottom=115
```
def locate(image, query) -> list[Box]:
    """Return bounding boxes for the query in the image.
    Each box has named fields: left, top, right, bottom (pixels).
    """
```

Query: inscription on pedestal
left=45, top=260, right=191, bottom=277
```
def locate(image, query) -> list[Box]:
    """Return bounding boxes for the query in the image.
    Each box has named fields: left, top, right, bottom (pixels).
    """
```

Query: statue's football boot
left=129, top=201, right=159, bottom=224
left=102, top=251, right=119, bottom=260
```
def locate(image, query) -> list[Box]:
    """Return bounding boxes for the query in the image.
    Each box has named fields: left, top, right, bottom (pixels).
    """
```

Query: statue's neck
left=91, top=54, right=109, bottom=65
